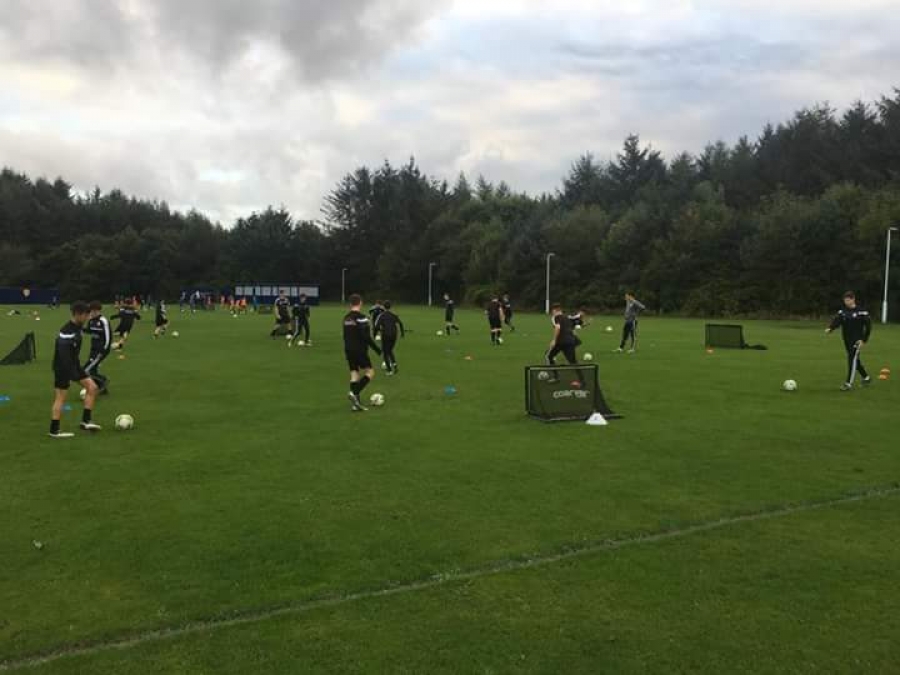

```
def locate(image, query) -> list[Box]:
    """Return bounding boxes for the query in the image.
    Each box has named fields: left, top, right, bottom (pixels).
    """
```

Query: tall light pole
left=545, top=253, right=555, bottom=314
left=341, top=268, right=348, bottom=304
left=882, top=226, right=898, bottom=324
left=428, top=262, right=437, bottom=306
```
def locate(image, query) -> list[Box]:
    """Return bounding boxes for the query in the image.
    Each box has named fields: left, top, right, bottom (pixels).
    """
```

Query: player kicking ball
left=343, top=294, right=382, bottom=412
left=825, top=291, right=873, bottom=391
left=49, top=302, right=102, bottom=437
left=546, top=304, right=584, bottom=385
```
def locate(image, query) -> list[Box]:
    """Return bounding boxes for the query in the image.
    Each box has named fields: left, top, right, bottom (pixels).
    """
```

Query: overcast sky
left=1, top=0, right=898, bottom=224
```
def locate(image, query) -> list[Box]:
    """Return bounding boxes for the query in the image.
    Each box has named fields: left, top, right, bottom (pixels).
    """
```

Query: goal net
left=705, top=324, right=746, bottom=349
left=0, top=332, right=37, bottom=365
left=525, top=364, right=621, bottom=422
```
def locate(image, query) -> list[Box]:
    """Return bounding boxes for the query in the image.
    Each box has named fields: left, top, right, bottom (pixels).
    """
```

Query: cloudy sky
left=1, top=0, right=898, bottom=224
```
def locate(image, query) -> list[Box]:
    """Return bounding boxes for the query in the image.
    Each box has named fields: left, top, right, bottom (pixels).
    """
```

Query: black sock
left=50, top=419, right=60, bottom=434
left=350, top=381, right=360, bottom=396
left=82, top=409, right=92, bottom=424
left=358, top=376, right=371, bottom=393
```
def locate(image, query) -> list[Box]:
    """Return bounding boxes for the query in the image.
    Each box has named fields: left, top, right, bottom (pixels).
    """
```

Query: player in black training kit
left=826, top=291, right=873, bottom=391
left=153, top=299, right=169, bottom=338
left=84, top=301, right=112, bottom=395
left=443, top=293, right=460, bottom=335
left=486, top=296, right=505, bottom=345
left=271, top=291, right=291, bottom=338
left=288, top=294, right=312, bottom=347
left=113, top=299, right=141, bottom=349
left=502, top=294, right=515, bottom=332
left=344, top=294, right=382, bottom=412
left=50, top=302, right=102, bottom=437
left=373, top=301, right=405, bottom=375
left=369, top=301, right=385, bottom=325
left=546, top=303, right=583, bottom=383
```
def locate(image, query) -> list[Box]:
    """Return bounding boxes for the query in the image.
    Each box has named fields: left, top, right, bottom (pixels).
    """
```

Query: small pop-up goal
left=705, top=324, right=767, bottom=350
left=525, top=364, right=621, bottom=422
left=0, top=332, right=37, bottom=365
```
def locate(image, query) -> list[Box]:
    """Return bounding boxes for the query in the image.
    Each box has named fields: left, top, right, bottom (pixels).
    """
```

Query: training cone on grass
left=586, top=413, right=608, bottom=426
left=880, top=367, right=891, bottom=381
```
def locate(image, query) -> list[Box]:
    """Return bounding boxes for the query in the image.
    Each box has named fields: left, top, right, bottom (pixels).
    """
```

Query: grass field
left=1, top=304, right=898, bottom=674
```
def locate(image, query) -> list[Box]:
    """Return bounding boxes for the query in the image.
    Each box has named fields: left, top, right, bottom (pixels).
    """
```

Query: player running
left=153, top=299, right=169, bottom=338
left=486, top=295, right=505, bottom=345
left=826, top=291, right=873, bottom=391
left=289, top=293, right=312, bottom=346
left=344, top=294, right=382, bottom=412
left=615, top=293, right=646, bottom=353
left=50, top=302, right=101, bottom=437
left=84, top=301, right=112, bottom=395
left=373, top=301, right=405, bottom=375
left=112, top=299, right=141, bottom=350
left=502, top=294, right=515, bottom=332
left=271, top=290, right=291, bottom=338
left=443, top=293, right=461, bottom=335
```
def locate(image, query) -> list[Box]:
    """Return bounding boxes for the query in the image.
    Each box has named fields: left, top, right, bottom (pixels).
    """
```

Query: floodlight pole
left=341, top=268, right=348, bottom=304
left=545, top=253, right=555, bottom=314
left=428, top=262, right=437, bottom=306
left=883, top=227, right=898, bottom=324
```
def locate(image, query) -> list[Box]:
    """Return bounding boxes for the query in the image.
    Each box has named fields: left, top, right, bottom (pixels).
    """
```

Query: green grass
left=1, top=305, right=898, bottom=673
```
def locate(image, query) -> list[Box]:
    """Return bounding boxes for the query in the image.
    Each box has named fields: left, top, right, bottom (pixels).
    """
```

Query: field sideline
left=1, top=305, right=898, bottom=673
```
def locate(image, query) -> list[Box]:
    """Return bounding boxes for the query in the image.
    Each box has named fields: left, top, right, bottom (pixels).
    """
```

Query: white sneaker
left=48, top=431, right=75, bottom=439
left=80, top=422, right=102, bottom=432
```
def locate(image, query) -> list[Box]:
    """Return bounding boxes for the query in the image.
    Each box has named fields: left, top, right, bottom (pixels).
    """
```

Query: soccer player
left=289, top=293, right=312, bottom=346
left=546, top=304, right=583, bottom=382
left=271, top=290, right=291, bottom=338
left=486, top=295, right=505, bottom=345
left=443, top=293, right=461, bottom=335
left=343, top=294, right=382, bottom=412
left=826, top=291, right=873, bottom=391
left=112, top=299, right=141, bottom=350
left=83, top=301, right=112, bottom=395
left=50, top=302, right=101, bottom=437
left=153, top=299, right=169, bottom=338
left=615, top=292, right=646, bottom=353
left=369, top=300, right=385, bottom=325
left=373, top=301, right=405, bottom=375
left=502, top=294, right=515, bottom=332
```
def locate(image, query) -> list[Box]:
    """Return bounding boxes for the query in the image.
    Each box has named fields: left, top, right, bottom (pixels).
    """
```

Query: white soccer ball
left=79, top=388, right=87, bottom=400
left=375, top=335, right=382, bottom=341
left=498, top=337, right=504, bottom=344
left=172, top=331, right=179, bottom=338
left=782, top=379, right=798, bottom=392
left=574, top=324, right=582, bottom=331
left=115, top=414, right=135, bottom=431
left=296, top=340, right=306, bottom=347
left=381, top=361, right=388, bottom=370
left=369, top=393, right=385, bottom=407
left=605, top=326, right=613, bottom=333
left=583, top=353, right=594, bottom=362
left=437, top=330, right=444, bottom=336
left=537, top=371, right=551, bottom=382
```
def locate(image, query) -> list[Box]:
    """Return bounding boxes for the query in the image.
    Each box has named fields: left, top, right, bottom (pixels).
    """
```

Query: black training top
left=116, top=307, right=141, bottom=331
left=275, top=297, right=290, bottom=320
left=292, top=302, right=310, bottom=321
left=54, top=320, right=83, bottom=374
left=487, top=300, right=502, bottom=321
left=87, top=315, right=112, bottom=354
left=343, top=310, right=380, bottom=353
left=445, top=299, right=455, bottom=320
left=829, top=306, right=872, bottom=345
left=374, top=310, right=405, bottom=339
left=554, top=314, right=577, bottom=346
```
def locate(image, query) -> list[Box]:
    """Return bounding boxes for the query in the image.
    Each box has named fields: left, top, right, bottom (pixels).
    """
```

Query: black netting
left=0, top=332, right=36, bottom=365
left=525, top=365, right=620, bottom=422
left=705, top=324, right=745, bottom=349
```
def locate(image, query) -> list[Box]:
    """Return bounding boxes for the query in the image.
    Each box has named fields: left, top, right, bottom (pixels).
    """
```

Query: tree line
left=2, top=89, right=899, bottom=317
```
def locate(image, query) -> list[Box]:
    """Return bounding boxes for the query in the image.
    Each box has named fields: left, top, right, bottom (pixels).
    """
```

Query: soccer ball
left=498, top=337, right=504, bottom=344
left=115, top=414, right=135, bottom=431
left=574, top=325, right=582, bottom=331
left=296, top=340, right=306, bottom=347
left=381, top=361, right=388, bottom=370
left=605, top=326, right=613, bottom=333
left=782, top=379, right=798, bottom=392
left=369, top=393, right=385, bottom=407
left=583, top=353, right=594, bottom=362
left=172, top=331, right=179, bottom=338
left=79, top=388, right=87, bottom=400
left=537, top=371, right=551, bottom=381
left=375, top=335, right=382, bottom=341
left=437, top=330, right=444, bottom=336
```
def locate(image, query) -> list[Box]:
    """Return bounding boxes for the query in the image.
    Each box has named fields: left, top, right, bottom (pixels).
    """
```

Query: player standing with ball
left=343, top=294, right=382, bottom=412
left=49, top=302, right=102, bottom=438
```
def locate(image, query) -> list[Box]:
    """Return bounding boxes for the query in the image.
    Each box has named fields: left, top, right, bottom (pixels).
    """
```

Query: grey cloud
left=0, top=0, right=446, bottom=80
